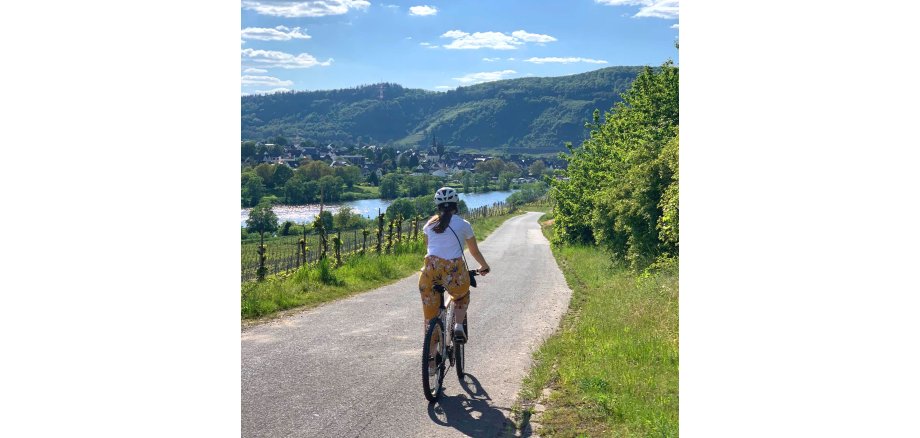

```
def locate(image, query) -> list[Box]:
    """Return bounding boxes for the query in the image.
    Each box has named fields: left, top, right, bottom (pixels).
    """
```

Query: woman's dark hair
left=431, top=202, right=458, bottom=234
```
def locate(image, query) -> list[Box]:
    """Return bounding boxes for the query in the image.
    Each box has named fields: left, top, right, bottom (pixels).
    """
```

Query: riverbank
left=241, top=189, right=518, bottom=226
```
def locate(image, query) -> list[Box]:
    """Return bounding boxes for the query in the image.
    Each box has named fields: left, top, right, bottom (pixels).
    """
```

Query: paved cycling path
left=242, top=211, right=572, bottom=437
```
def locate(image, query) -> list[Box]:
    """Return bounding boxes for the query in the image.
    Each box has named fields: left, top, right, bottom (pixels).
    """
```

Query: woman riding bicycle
left=419, top=187, right=490, bottom=372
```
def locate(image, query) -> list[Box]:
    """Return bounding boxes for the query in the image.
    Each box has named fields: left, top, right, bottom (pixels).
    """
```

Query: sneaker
left=453, top=323, right=467, bottom=344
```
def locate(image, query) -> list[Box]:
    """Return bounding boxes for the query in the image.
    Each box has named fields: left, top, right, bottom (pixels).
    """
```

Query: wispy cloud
left=524, top=57, right=608, bottom=64
left=241, top=75, right=295, bottom=87
left=382, top=3, right=399, bottom=9
left=453, top=69, right=517, bottom=84
left=594, top=0, right=678, bottom=20
left=435, top=85, right=453, bottom=90
left=510, top=30, right=557, bottom=43
left=482, top=57, right=501, bottom=62
left=440, top=30, right=557, bottom=50
left=242, top=48, right=333, bottom=69
left=671, top=23, right=679, bottom=29
left=409, top=5, right=437, bottom=16
left=241, top=0, right=370, bottom=18
left=243, top=68, right=269, bottom=73
left=420, top=42, right=439, bottom=48
left=241, top=25, right=311, bottom=41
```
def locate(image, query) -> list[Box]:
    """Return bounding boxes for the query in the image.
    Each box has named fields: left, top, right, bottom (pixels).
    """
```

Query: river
left=240, top=190, right=516, bottom=226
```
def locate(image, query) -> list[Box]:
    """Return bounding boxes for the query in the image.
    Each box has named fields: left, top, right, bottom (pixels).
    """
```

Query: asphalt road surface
left=242, top=211, right=573, bottom=437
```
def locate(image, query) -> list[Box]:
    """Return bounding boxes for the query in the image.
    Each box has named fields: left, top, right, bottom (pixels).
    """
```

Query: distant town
left=241, top=137, right=566, bottom=184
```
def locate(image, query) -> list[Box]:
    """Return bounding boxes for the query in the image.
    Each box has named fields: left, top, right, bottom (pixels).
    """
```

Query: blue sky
left=241, top=0, right=678, bottom=94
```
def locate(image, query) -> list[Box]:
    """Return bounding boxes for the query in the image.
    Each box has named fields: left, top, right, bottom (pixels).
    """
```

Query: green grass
left=347, top=184, right=380, bottom=199
left=241, top=210, right=524, bottom=321
left=512, top=219, right=678, bottom=437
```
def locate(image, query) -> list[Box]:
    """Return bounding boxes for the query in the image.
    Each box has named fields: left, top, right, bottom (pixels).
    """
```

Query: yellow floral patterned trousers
left=418, top=255, right=471, bottom=321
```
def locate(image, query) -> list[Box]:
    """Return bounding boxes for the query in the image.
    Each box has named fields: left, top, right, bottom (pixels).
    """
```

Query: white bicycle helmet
left=434, top=187, right=459, bottom=206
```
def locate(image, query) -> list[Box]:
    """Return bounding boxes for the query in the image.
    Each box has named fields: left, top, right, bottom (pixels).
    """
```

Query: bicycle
left=422, top=270, right=478, bottom=402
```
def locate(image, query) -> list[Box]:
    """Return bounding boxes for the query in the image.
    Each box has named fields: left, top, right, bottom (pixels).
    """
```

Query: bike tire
left=422, top=317, right=446, bottom=402
left=456, top=318, right=468, bottom=380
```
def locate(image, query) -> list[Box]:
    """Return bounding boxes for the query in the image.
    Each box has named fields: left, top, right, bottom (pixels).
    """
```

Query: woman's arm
left=465, top=236, right=491, bottom=275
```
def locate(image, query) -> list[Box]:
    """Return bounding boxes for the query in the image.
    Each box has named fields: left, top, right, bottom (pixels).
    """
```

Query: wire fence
left=241, top=201, right=514, bottom=282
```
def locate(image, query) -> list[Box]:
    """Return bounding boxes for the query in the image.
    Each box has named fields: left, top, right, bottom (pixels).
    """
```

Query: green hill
left=241, top=66, right=643, bottom=152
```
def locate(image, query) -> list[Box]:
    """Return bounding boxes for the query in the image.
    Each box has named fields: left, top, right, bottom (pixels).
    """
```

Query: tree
left=475, top=158, right=506, bottom=177
left=335, top=165, right=361, bottom=190
left=498, top=172, right=516, bottom=190
left=462, top=172, right=473, bottom=193
left=270, top=136, right=290, bottom=147
left=299, top=160, right=333, bottom=181
left=503, top=162, right=523, bottom=178
left=273, top=164, right=294, bottom=188
left=334, top=206, right=356, bottom=230
left=398, top=154, right=410, bottom=169
left=317, top=175, right=344, bottom=202
left=246, top=201, right=279, bottom=281
left=379, top=173, right=400, bottom=199
left=366, top=170, right=380, bottom=186
left=528, top=160, right=546, bottom=177
left=254, top=163, right=275, bottom=188
left=284, top=174, right=318, bottom=204
left=241, top=171, right=265, bottom=207
left=409, top=153, right=419, bottom=168
left=386, top=198, right=416, bottom=220
left=241, top=141, right=257, bottom=161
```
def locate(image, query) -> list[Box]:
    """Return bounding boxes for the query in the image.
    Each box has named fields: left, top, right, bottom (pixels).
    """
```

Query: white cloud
left=636, top=0, right=678, bottom=18
left=420, top=42, right=439, bottom=48
left=507, top=57, right=516, bottom=61
left=671, top=23, right=679, bottom=29
left=440, top=29, right=557, bottom=50
left=409, top=5, right=437, bottom=16
left=382, top=3, right=399, bottom=8
left=243, top=67, right=269, bottom=73
left=253, top=88, right=292, bottom=95
left=594, top=0, right=678, bottom=20
left=242, top=48, right=333, bottom=69
left=241, top=75, right=294, bottom=87
left=241, top=0, right=370, bottom=18
left=435, top=85, right=453, bottom=90
left=453, top=69, right=517, bottom=84
left=524, top=57, right=608, bottom=64
left=510, top=30, right=557, bottom=43
left=241, top=25, right=311, bottom=41
left=482, top=57, right=501, bottom=62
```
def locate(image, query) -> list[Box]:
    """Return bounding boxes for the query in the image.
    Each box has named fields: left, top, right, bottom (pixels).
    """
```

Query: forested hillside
left=241, top=66, right=643, bottom=152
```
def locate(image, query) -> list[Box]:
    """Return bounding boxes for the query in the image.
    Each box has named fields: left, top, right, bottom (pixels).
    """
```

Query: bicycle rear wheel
left=422, top=317, right=446, bottom=402
left=456, top=317, right=468, bottom=380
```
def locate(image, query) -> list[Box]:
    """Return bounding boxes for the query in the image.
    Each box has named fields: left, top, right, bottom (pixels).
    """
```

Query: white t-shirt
left=423, top=214, right=475, bottom=260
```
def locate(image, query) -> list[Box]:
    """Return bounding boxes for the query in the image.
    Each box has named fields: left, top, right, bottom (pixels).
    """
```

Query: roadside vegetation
left=511, top=219, right=678, bottom=436
left=241, top=209, right=522, bottom=321
left=511, top=60, right=679, bottom=436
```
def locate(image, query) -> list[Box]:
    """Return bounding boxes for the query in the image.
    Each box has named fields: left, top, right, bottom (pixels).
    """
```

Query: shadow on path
left=426, top=373, right=530, bottom=437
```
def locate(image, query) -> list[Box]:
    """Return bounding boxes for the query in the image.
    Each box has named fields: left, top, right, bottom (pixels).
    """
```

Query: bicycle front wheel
left=422, top=317, right=446, bottom=402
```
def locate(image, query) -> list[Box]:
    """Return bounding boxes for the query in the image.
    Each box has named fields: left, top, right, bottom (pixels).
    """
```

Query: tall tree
left=379, top=173, right=400, bottom=199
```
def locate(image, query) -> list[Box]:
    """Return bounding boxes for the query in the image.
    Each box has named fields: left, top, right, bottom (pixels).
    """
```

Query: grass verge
left=511, top=219, right=678, bottom=437
left=241, top=210, right=523, bottom=322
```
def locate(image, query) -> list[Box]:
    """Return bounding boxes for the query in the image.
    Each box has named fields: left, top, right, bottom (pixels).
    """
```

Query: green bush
left=550, top=61, right=679, bottom=269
